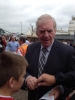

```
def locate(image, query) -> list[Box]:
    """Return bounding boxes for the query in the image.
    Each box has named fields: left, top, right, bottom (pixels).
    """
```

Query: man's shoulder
left=28, top=41, right=40, bottom=49
left=55, top=39, right=74, bottom=51
left=26, top=42, right=40, bottom=56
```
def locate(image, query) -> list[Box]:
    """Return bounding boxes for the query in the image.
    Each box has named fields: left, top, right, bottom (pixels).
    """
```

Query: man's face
left=36, top=19, right=56, bottom=47
left=19, top=39, right=21, bottom=45
left=12, top=37, right=15, bottom=41
left=19, top=39, right=23, bottom=45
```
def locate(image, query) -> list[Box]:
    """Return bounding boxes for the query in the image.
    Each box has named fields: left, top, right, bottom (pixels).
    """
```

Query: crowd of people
left=0, top=14, right=75, bottom=100
left=0, top=35, right=31, bottom=55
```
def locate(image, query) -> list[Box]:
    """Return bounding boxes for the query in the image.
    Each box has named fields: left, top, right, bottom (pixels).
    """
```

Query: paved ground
left=12, top=89, right=28, bottom=100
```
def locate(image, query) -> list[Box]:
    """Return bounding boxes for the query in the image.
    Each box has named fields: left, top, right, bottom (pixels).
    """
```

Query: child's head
left=0, top=52, right=28, bottom=93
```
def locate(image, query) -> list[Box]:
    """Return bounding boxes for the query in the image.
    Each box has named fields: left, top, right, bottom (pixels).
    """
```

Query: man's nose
left=44, top=31, right=49, bottom=37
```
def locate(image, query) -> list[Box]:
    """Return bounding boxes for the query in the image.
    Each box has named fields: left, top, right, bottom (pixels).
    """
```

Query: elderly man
left=25, top=14, right=75, bottom=100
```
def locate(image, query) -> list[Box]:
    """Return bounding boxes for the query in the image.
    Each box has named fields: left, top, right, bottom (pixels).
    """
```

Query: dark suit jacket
left=55, top=71, right=75, bottom=88
left=25, top=39, right=75, bottom=100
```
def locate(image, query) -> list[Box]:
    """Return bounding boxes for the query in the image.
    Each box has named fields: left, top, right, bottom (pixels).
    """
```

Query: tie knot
left=42, top=48, right=47, bottom=54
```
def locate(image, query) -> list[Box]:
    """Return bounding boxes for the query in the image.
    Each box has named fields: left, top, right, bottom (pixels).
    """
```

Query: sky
left=0, top=0, right=75, bottom=34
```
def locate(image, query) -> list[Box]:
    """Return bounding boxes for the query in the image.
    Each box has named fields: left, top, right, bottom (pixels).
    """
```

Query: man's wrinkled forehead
left=38, top=19, right=52, bottom=26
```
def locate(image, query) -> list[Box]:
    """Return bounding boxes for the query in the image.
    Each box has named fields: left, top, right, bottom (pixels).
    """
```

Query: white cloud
left=0, top=0, right=75, bottom=33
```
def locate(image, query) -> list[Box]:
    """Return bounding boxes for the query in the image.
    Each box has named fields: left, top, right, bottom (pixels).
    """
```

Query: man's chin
left=42, top=43, right=51, bottom=47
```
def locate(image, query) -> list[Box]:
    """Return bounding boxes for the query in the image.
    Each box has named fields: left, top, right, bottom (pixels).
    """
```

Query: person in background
left=0, top=52, right=28, bottom=100
left=16, top=36, right=28, bottom=56
left=25, top=37, right=31, bottom=45
left=2, top=36, right=7, bottom=51
left=24, top=14, right=75, bottom=100
left=5, top=36, right=19, bottom=52
left=73, top=42, right=75, bottom=49
left=0, top=35, right=6, bottom=53
left=63, top=40, right=67, bottom=44
left=67, top=41, right=73, bottom=47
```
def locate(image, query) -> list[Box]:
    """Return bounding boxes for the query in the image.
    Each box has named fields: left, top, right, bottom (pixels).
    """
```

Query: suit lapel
left=33, top=42, right=41, bottom=78
left=43, top=39, right=58, bottom=73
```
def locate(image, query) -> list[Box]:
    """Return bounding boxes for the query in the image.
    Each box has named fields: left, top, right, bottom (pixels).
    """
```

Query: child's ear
left=8, top=77, right=15, bottom=88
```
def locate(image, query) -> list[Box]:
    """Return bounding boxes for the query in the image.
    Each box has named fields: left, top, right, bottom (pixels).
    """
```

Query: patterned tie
left=38, top=48, right=47, bottom=77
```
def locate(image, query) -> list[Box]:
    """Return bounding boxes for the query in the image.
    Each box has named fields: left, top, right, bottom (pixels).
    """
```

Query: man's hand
left=49, top=86, right=61, bottom=100
left=35, top=73, right=56, bottom=87
left=26, top=76, right=38, bottom=90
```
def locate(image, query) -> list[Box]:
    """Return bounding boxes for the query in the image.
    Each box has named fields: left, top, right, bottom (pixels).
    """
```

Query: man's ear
left=8, top=77, right=15, bottom=88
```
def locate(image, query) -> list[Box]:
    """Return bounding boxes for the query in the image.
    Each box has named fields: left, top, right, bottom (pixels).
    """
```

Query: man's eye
left=39, top=30, right=53, bottom=34
left=47, top=30, right=52, bottom=33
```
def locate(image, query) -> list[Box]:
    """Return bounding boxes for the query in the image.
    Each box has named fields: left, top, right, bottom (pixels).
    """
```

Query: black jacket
left=25, top=39, right=75, bottom=100
left=55, top=70, right=75, bottom=88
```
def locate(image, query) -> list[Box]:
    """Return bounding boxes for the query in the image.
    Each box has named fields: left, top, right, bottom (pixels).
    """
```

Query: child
left=0, top=52, right=28, bottom=100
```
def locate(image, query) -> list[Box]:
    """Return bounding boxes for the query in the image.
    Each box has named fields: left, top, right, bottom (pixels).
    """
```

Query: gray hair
left=36, top=14, right=57, bottom=31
